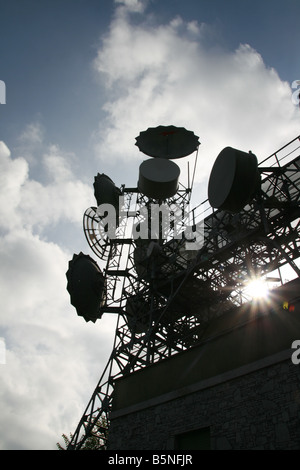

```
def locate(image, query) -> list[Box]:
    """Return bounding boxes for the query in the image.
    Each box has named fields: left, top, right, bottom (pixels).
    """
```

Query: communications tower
left=66, top=128, right=300, bottom=449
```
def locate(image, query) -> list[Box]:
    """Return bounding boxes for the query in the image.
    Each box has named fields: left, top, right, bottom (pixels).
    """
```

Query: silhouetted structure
left=65, top=130, right=300, bottom=450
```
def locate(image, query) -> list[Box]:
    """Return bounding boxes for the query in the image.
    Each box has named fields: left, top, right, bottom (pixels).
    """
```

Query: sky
left=0, top=0, right=299, bottom=450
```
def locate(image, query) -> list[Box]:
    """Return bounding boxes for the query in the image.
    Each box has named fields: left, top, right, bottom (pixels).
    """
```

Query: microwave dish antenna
left=208, top=146, right=260, bottom=213
left=135, top=125, right=200, bottom=159
left=138, top=158, right=181, bottom=200
left=66, top=252, right=106, bottom=323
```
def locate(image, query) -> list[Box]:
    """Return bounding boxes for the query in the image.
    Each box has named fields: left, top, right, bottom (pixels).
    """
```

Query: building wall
left=109, top=279, right=300, bottom=450
left=109, top=352, right=300, bottom=450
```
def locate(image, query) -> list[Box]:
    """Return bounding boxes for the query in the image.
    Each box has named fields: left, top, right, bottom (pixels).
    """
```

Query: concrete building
left=108, top=278, right=300, bottom=450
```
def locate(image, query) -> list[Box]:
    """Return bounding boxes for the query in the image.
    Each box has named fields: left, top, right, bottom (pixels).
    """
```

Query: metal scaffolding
left=67, top=135, right=300, bottom=449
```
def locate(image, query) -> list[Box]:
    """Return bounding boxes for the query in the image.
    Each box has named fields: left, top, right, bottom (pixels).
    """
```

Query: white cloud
left=0, top=137, right=94, bottom=233
left=114, top=0, right=148, bottom=14
left=0, top=136, right=117, bottom=449
left=18, top=122, right=44, bottom=145
left=93, top=5, right=299, bottom=199
left=0, top=142, right=28, bottom=230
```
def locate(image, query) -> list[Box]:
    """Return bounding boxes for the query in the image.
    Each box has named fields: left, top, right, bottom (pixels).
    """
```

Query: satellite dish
left=208, top=147, right=260, bottom=213
left=66, top=252, right=106, bottom=323
left=83, top=207, right=117, bottom=261
left=135, top=125, right=200, bottom=159
left=93, top=173, right=121, bottom=224
left=138, top=158, right=180, bottom=199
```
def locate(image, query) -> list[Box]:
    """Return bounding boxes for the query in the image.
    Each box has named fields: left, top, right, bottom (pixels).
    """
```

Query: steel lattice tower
left=66, top=133, right=300, bottom=450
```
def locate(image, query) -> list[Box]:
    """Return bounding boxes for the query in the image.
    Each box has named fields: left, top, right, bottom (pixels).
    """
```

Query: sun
left=244, top=277, right=269, bottom=300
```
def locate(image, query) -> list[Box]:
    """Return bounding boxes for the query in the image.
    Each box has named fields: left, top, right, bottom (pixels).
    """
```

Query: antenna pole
left=191, top=147, right=199, bottom=193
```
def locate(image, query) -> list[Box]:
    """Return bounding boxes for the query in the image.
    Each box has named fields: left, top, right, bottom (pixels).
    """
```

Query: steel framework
left=67, top=135, right=300, bottom=449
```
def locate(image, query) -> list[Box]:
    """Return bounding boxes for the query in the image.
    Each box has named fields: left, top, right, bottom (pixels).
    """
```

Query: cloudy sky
left=0, top=0, right=299, bottom=449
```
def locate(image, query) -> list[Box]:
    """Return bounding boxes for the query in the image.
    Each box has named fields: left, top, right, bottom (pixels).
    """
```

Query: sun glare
left=244, top=277, right=269, bottom=300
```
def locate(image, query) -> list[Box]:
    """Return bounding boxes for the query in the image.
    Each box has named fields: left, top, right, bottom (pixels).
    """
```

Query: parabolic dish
left=208, top=147, right=260, bottom=213
left=138, top=158, right=180, bottom=199
left=135, top=125, right=200, bottom=159
left=93, top=173, right=121, bottom=223
left=66, top=252, right=106, bottom=323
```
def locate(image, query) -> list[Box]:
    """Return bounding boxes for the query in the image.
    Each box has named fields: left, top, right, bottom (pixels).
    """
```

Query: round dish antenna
left=208, top=147, right=260, bottom=213
left=93, top=173, right=121, bottom=223
left=138, top=158, right=180, bottom=199
left=135, top=125, right=200, bottom=159
left=66, top=252, right=106, bottom=323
